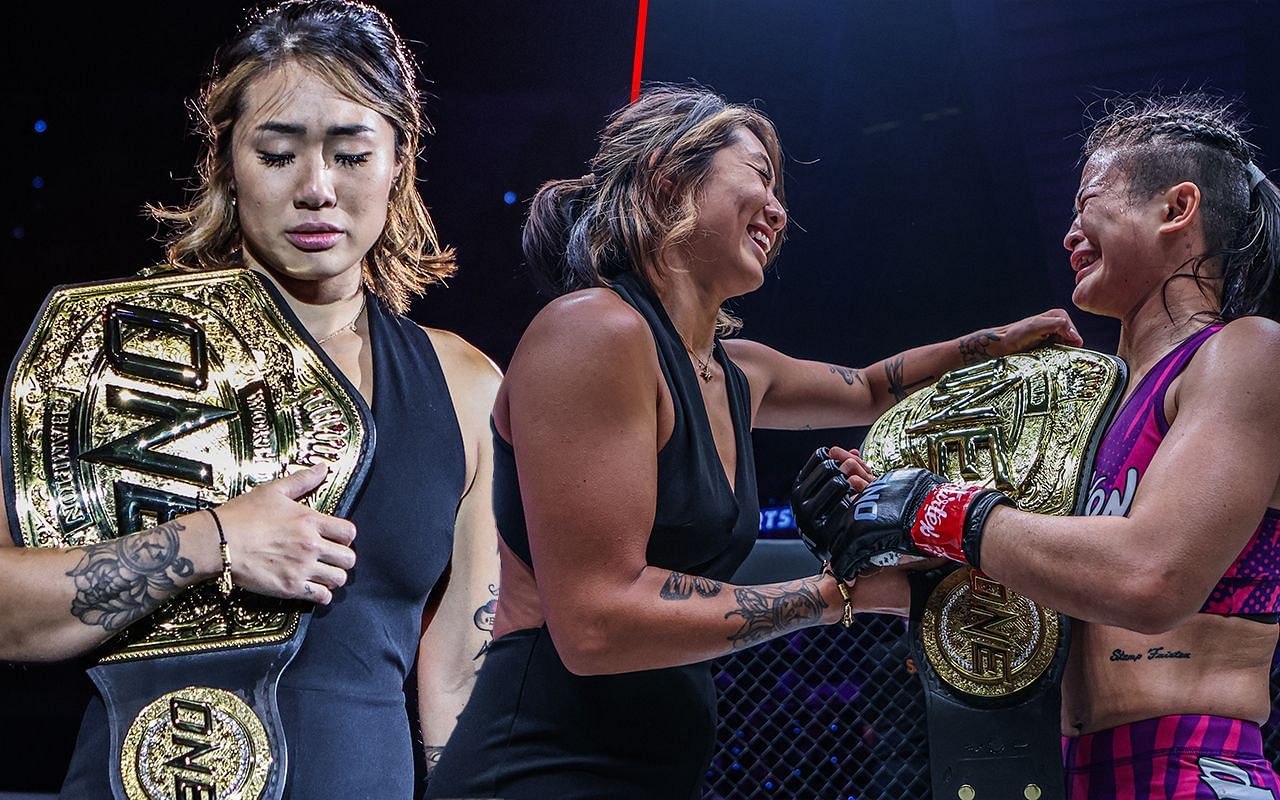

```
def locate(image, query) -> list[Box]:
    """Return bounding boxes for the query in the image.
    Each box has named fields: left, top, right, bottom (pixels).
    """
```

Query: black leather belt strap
left=909, top=567, right=1069, bottom=800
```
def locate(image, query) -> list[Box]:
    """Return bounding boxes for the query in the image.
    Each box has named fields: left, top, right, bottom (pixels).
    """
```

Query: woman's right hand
left=827, top=445, right=873, bottom=491
left=212, top=464, right=357, bottom=604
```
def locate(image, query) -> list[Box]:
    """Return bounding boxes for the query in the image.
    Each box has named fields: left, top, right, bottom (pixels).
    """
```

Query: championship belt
left=860, top=346, right=1126, bottom=800
left=2, top=268, right=374, bottom=800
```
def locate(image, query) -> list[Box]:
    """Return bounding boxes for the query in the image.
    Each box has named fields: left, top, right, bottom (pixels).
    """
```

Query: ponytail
left=522, top=175, right=602, bottom=297
left=517, top=84, right=786, bottom=337
left=1220, top=173, right=1280, bottom=321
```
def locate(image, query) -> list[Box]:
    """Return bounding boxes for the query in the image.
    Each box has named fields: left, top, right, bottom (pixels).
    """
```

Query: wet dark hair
left=150, top=0, right=455, bottom=314
left=1083, top=93, right=1279, bottom=321
left=522, top=85, right=786, bottom=335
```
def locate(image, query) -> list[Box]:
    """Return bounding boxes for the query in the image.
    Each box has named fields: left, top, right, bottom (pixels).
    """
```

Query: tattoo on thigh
left=660, top=571, right=723, bottom=600
left=724, top=577, right=827, bottom=648
left=65, top=520, right=194, bottom=631
left=958, top=330, right=1002, bottom=365
left=884, top=356, right=932, bottom=402
left=828, top=365, right=864, bottom=386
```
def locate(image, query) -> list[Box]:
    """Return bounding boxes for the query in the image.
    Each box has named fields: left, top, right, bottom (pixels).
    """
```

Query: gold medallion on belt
left=5, top=268, right=372, bottom=799
left=121, top=687, right=271, bottom=800
left=862, top=346, right=1125, bottom=698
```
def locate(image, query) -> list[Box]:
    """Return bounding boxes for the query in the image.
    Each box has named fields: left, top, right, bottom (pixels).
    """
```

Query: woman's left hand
left=977, top=308, right=1083, bottom=361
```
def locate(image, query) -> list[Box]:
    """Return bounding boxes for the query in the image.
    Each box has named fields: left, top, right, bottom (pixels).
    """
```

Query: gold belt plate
left=920, top=567, right=1061, bottom=697
left=862, top=346, right=1125, bottom=699
left=5, top=268, right=371, bottom=662
left=121, top=685, right=271, bottom=800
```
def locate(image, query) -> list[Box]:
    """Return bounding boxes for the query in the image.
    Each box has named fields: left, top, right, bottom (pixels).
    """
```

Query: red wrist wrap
left=909, top=483, right=984, bottom=563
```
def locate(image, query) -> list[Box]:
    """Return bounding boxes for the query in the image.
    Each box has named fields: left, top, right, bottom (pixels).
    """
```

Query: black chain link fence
left=705, top=616, right=1280, bottom=800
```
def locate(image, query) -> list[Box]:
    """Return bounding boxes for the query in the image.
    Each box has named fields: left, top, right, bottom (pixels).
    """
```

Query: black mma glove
left=790, top=448, right=1012, bottom=581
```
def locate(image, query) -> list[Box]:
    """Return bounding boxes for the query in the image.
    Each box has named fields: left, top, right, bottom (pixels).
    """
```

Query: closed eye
left=258, top=151, right=294, bottom=168
left=335, top=152, right=372, bottom=168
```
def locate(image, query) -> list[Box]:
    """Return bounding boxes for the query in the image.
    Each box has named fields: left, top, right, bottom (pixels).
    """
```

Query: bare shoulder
left=721, top=337, right=775, bottom=361
left=422, top=327, right=503, bottom=391
left=526, top=288, right=647, bottom=341
left=513, top=288, right=655, bottom=372
left=1180, top=317, right=1280, bottom=408
left=1188, top=317, right=1280, bottom=385
left=721, top=337, right=782, bottom=370
left=420, top=327, right=502, bottom=438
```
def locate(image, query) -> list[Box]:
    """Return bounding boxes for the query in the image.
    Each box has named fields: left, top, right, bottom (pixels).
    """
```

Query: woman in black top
left=428, top=85, right=1080, bottom=799
left=0, top=2, right=500, bottom=795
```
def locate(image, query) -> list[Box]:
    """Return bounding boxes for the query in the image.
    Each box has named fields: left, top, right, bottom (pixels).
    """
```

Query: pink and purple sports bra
left=1083, top=324, right=1280, bottom=620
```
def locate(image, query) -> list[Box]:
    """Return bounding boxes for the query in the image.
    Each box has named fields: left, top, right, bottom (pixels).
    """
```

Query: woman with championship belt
left=796, top=93, right=1280, bottom=798
left=1, top=1, right=500, bottom=797
left=425, top=85, right=1082, bottom=800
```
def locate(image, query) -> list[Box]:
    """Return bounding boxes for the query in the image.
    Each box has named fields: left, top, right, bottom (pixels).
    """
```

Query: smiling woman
left=425, top=85, right=1083, bottom=800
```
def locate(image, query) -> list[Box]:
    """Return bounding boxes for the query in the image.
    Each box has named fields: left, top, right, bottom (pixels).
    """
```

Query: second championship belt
left=2, top=269, right=374, bottom=800
left=861, top=346, right=1126, bottom=800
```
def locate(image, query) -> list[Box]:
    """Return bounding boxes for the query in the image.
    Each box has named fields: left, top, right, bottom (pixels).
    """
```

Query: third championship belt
left=861, top=346, right=1126, bottom=800
left=2, top=268, right=373, bottom=800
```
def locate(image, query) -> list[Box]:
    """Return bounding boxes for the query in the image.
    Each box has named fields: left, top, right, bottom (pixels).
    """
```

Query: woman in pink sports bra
left=798, top=93, right=1280, bottom=798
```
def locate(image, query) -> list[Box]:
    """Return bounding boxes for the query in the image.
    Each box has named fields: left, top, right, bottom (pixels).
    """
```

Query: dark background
left=5, top=0, right=1280, bottom=792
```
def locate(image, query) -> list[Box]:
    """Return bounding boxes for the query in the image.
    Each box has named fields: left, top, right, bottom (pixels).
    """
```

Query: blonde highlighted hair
left=150, top=0, right=454, bottom=314
left=522, top=85, right=786, bottom=335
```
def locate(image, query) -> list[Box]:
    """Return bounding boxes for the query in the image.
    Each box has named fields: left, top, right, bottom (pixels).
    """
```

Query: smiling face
left=1063, top=148, right=1173, bottom=319
left=680, top=128, right=787, bottom=297
left=231, top=61, right=401, bottom=292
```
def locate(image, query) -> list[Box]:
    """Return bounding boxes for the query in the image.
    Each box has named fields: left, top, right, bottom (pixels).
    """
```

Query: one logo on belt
left=921, top=567, right=1060, bottom=698
left=121, top=686, right=271, bottom=800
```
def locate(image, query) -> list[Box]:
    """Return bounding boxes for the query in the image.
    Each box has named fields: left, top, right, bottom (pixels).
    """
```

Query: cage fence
left=705, top=616, right=1280, bottom=800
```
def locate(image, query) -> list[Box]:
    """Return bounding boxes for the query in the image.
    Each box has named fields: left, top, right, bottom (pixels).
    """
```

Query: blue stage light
left=32, top=176, right=45, bottom=189
left=12, top=227, right=25, bottom=239
left=503, top=191, right=517, bottom=205
left=34, top=119, right=47, bottom=133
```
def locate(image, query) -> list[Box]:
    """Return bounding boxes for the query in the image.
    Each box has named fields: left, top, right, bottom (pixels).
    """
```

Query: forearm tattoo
left=884, top=356, right=933, bottom=402
left=828, top=365, right=864, bottom=386
left=659, top=571, right=723, bottom=600
left=724, top=577, right=827, bottom=649
left=65, top=520, right=194, bottom=631
left=958, top=330, right=1002, bottom=365
left=424, top=745, right=445, bottom=773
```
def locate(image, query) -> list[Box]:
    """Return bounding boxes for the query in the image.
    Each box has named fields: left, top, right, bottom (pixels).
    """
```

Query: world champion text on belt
left=3, top=268, right=373, bottom=800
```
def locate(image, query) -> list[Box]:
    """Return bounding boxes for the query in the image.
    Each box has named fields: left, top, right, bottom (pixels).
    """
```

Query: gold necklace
left=677, top=332, right=715, bottom=382
left=315, top=293, right=367, bottom=345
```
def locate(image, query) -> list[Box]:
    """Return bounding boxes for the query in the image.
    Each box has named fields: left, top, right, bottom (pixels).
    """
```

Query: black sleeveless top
left=60, top=294, right=466, bottom=800
left=427, top=271, right=759, bottom=800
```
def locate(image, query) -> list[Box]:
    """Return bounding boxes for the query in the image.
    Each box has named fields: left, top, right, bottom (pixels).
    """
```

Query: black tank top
left=60, top=292, right=466, bottom=800
left=428, top=270, right=759, bottom=799
left=495, top=270, right=758, bottom=579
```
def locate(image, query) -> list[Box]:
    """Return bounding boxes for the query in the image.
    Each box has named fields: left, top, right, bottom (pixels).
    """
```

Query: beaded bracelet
left=823, top=562, right=855, bottom=628
left=207, top=508, right=234, bottom=596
